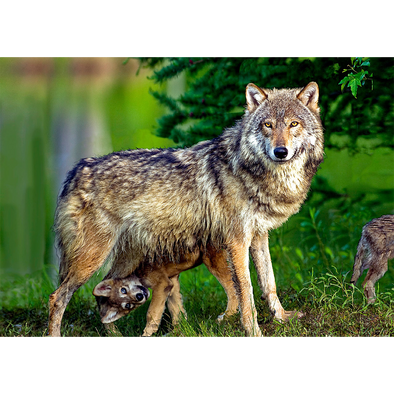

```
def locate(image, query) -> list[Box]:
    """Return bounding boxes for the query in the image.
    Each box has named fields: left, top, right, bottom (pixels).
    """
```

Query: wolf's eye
left=121, top=287, right=127, bottom=294
left=290, top=121, right=299, bottom=127
left=125, top=303, right=131, bottom=309
left=264, top=122, right=272, bottom=128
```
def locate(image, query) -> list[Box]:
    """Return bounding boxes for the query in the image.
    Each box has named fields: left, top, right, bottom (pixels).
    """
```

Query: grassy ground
left=1, top=203, right=393, bottom=337
left=0, top=264, right=393, bottom=337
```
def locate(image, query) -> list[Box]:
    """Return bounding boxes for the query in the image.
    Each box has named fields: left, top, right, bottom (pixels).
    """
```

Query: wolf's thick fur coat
left=48, top=82, right=324, bottom=336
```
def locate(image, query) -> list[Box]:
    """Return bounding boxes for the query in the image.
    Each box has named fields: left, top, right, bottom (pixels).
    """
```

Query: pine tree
left=139, top=57, right=394, bottom=152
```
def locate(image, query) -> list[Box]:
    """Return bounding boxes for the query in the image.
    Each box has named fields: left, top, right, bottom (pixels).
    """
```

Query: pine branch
left=151, top=59, right=189, bottom=82
left=150, top=90, right=182, bottom=112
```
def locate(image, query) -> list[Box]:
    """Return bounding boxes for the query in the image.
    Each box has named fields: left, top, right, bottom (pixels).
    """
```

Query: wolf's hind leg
left=362, top=256, right=388, bottom=304
left=48, top=229, right=116, bottom=336
left=350, top=239, right=368, bottom=284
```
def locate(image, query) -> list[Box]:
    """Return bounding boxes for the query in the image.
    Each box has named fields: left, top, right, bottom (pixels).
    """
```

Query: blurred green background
left=0, top=58, right=175, bottom=277
left=0, top=57, right=393, bottom=291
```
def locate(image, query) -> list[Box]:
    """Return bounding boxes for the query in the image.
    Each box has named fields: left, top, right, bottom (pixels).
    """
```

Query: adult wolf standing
left=48, top=81, right=324, bottom=337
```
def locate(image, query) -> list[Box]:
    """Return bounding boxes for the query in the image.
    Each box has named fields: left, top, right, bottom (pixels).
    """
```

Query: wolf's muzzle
left=273, top=147, right=288, bottom=159
left=137, top=285, right=149, bottom=300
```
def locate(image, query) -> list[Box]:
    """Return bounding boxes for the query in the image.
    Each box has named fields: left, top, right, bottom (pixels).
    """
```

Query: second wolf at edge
left=49, top=81, right=324, bottom=337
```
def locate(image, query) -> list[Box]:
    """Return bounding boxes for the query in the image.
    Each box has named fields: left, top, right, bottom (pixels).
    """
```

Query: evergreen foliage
left=139, top=57, right=394, bottom=151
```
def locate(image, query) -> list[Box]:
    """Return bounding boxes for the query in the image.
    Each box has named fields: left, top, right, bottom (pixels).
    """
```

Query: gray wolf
left=350, top=215, right=394, bottom=303
left=93, top=245, right=238, bottom=336
left=48, top=81, right=324, bottom=337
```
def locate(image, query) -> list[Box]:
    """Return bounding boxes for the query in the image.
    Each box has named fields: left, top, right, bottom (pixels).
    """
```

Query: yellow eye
left=290, top=121, right=299, bottom=127
left=264, top=122, right=272, bottom=128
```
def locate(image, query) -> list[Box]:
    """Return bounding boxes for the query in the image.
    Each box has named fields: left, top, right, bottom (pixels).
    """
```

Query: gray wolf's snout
left=137, top=285, right=149, bottom=300
left=136, top=293, right=143, bottom=301
left=274, top=147, right=288, bottom=159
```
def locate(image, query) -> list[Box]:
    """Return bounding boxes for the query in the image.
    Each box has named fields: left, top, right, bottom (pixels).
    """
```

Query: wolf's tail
left=350, top=238, right=366, bottom=284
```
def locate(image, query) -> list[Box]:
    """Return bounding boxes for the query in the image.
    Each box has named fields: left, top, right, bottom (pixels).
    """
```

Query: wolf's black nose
left=136, top=293, right=144, bottom=301
left=137, top=285, right=148, bottom=298
left=274, top=147, right=288, bottom=159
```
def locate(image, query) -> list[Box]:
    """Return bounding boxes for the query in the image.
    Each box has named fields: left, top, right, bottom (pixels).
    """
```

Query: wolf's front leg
left=227, top=238, right=261, bottom=337
left=251, top=233, right=304, bottom=322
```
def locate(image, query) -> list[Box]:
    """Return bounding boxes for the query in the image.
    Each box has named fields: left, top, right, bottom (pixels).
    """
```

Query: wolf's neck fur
left=187, top=116, right=324, bottom=235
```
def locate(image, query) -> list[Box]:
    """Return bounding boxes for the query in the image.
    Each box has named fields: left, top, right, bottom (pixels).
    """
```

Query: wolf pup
left=94, top=274, right=150, bottom=325
left=48, top=81, right=324, bottom=337
left=94, top=245, right=238, bottom=337
left=351, top=215, right=394, bottom=303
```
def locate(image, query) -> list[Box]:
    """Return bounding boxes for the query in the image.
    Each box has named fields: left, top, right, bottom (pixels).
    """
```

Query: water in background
left=0, top=58, right=174, bottom=275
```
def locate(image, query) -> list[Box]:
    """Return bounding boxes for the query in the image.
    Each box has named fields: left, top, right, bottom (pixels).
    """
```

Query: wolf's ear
left=93, top=279, right=113, bottom=297
left=102, top=309, right=120, bottom=324
left=246, top=83, right=267, bottom=112
left=297, top=82, right=319, bottom=113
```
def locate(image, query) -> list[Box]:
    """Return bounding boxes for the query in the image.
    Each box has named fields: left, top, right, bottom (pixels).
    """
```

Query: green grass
left=1, top=203, right=393, bottom=337
left=1, top=265, right=393, bottom=337
left=166, top=266, right=394, bottom=337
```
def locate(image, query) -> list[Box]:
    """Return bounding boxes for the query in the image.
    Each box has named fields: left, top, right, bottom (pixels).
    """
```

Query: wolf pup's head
left=93, top=275, right=150, bottom=323
left=245, top=82, right=322, bottom=164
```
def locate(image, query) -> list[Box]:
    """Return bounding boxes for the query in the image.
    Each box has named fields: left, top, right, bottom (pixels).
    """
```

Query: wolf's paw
left=217, top=313, right=226, bottom=322
left=216, top=310, right=238, bottom=323
left=274, top=309, right=304, bottom=322
left=364, top=287, right=376, bottom=304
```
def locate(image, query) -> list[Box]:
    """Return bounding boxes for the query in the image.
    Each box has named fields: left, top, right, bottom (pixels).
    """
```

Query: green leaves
left=339, top=71, right=366, bottom=98
left=339, top=57, right=373, bottom=98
